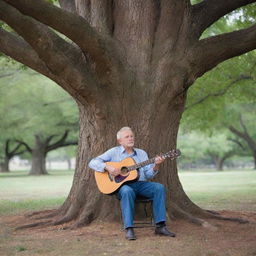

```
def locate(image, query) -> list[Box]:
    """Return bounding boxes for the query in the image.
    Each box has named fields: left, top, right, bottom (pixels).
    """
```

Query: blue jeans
left=117, top=181, right=167, bottom=229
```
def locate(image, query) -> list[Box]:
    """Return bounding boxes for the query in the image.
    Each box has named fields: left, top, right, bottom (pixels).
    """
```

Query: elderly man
left=89, top=127, right=176, bottom=240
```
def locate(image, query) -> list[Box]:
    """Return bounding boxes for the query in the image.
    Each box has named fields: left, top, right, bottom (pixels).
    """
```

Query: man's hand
left=105, top=164, right=120, bottom=177
left=153, top=155, right=166, bottom=171
left=155, top=155, right=165, bottom=165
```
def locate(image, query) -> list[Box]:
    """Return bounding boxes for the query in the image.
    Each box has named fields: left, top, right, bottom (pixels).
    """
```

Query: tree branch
left=45, top=135, right=59, bottom=146
left=0, top=1, right=99, bottom=101
left=185, top=75, right=253, bottom=110
left=0, top=1, right=80, bottom=77
left=228, top=138, right=246, bottom=150
left=3, top=0, right=122, bottom=81
left=192, top=0, right=256, bottom=38
left=0, top=28, right=55, bottom=80
left=229, top=125, right=256, bottom=151
left=15, top=140, right=32, bottom=153
left=8, top=141, right=23, bottom=156
left=239, top=114, right=249, bottom=134
left=46, top=131, right=72, bottom=152
left=190, top=24, right=256, bottom=78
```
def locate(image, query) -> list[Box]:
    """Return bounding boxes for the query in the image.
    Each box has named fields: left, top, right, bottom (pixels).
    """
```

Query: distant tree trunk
left=210, top=151, right=235, bottom=171
left=212, top=156, right=224, bottom=171
left=0, top=139, right=26, bottom=173
left=0, top=157, right=10, bottom=172
left=29, top=136, right=48, bottom=175
left=216, top=157, right=227, bottom=171
left=0, top=0, right=255, bottom=228
left=27, top=132, right=77, bottom=175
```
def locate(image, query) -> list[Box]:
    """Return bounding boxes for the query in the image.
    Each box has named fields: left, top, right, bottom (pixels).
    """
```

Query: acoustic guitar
left=94, top=149, right=181, bottom=194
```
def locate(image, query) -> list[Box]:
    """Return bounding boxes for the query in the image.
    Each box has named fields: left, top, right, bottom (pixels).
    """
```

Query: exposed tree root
left=25, top=209, right=56, bottom=218
left=208, top=212, right=249, bottom=224
left=53, top=211, right=78, bottom=226
left=206, top=210, right=221, bottom=215
left=33, top=210, right=60, bottom=220
left=16, top=198, right=252, bottom=231
left=71, top=210, right=95, bottom=229
left=172, top=204, right=251, bottom=231
left=15, top=220, right=52, bottom=230
left=172, top=203, right=213, bottom=227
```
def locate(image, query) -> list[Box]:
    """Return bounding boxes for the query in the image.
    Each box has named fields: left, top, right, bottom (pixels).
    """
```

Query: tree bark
left=0, top=157, right=10, bottom=172
left=1, top=0, right=255, bottom=228
left=29, top=135, right=48, bottom=175
left=0, top=140, right=26, bottom=173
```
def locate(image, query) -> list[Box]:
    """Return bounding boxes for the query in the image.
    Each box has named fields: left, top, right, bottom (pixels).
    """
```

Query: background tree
left=0, top=68, right=78, bottom=174
left=178, top=132, right=237, bottom=170
left=227, top=105, right=256, bottom=169
left=182, top=52, right=256, bottom=169
left=0, top=0, right=255, bottom=228
left=0, top=58, right=28, bottom=172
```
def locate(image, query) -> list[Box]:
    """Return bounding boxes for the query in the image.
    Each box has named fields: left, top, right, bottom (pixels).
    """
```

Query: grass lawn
left=178, top=169, right=256, bottom=211
left=0, top=169, right=256, bottom=215
left=0, top=170, right=73, bottom=215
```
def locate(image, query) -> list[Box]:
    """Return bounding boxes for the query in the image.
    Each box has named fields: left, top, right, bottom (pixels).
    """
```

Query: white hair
left=117, top=127, right=133, bottom=140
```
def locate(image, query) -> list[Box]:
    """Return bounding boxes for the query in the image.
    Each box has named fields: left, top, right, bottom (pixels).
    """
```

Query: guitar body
left=94, top=157, right=139, bottom=194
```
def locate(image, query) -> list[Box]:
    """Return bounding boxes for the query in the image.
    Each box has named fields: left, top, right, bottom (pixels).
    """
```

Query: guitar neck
left=127, top=158, right=155, bottom=171
left=127, top=150, right=178, bottom=171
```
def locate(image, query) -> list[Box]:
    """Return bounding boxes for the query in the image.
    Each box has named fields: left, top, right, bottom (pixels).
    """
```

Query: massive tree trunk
left=57, top=93, right=208, bottom=227
left=0, top=0, right=255, bottom=228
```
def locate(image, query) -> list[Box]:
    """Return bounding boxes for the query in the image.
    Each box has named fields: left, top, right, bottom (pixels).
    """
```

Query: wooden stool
left=118, top=195, right=154, bottom=229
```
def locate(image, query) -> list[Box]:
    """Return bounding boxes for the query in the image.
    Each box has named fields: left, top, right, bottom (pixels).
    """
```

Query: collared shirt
left=88, top=146, right=158, bottom=181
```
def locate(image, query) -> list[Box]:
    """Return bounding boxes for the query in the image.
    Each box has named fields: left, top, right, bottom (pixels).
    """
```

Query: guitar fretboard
left=126, top=150, right=179, bottom=171
left=127, top=158, right=155, bottom=171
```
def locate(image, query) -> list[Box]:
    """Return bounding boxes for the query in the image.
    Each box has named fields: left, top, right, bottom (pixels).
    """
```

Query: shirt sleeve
left=140, top=150, right=158, bottom=180
left=88, top=148, right=115, bottom=172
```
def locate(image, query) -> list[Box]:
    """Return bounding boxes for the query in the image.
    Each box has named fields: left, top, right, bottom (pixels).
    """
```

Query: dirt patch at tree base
left=0, top=210, right=256, bottom=256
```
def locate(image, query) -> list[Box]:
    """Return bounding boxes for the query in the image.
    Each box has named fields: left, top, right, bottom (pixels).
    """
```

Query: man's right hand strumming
left=105, top=165, right=120, bottom=176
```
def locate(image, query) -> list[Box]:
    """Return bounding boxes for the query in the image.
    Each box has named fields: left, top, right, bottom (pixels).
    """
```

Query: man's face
left=118, top=130, right=135, bottom=148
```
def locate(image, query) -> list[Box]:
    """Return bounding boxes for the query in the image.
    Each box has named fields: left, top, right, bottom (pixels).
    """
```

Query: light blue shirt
left=88, top=146, right=158, bottom=181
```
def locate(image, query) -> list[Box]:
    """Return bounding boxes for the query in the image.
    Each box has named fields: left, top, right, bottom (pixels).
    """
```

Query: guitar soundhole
left=120, top=167, right=129, bottom=175
left=114, top=167, right=129, bottom=183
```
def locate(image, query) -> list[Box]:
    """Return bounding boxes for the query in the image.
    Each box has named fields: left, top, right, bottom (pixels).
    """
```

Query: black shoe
left=125, top=227, right=136, bottom=240
left=155, top=226, right=176, bottom=237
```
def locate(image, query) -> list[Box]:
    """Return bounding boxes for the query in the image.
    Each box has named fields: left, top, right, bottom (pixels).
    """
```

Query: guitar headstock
left=163, top=149, right=181, bottom=160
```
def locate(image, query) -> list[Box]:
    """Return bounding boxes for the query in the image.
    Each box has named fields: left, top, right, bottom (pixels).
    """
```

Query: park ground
left=0, top=170, right=256, bottom=256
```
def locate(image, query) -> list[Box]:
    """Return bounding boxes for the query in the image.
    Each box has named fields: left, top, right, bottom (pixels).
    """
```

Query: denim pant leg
left=136, top=181, right=167, bottom=224
left=117, top=185, right=136, bottom=229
